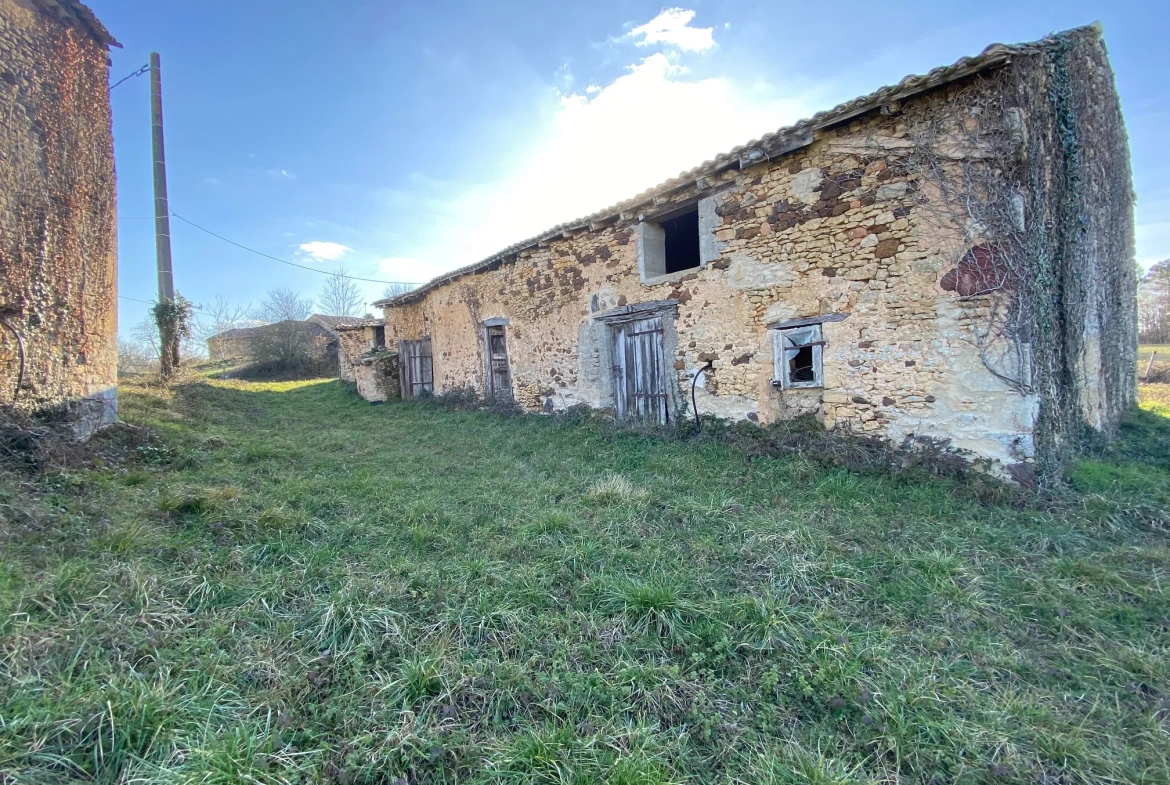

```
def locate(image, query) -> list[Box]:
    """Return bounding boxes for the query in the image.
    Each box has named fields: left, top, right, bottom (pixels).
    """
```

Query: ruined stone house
left=0, top=0, right=119, bottom=437
left=346, top=25, right=1136, bottom=483
left=336, top=318, right=399, bottom=402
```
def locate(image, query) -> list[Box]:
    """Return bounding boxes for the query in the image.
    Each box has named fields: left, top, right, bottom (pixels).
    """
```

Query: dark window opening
left=662, top=209, right=700, bottom=274
left=373, top=326, right=386, bottom=349
left=788, top=346, right=815, bottom=383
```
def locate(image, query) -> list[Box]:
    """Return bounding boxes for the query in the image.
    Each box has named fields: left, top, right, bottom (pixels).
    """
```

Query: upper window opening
left=637, top=206, right=703, bottom=281
left=373, top=325, right=386, bottom=349
left=661, top=209, right=700, bottom=274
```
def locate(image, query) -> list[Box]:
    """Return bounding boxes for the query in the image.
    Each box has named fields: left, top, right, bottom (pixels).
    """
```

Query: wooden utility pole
left=150, top=52, right=179, bottom=375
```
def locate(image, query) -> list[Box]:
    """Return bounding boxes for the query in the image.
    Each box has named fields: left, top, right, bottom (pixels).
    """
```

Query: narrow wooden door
left=611, top=317, right=668, bottom=424
left=486, top=326, right=512, bottom=399
left=398, top=338, right=433, bottom=400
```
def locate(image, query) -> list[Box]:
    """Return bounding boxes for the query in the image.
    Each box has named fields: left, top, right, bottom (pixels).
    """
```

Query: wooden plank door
left=486, top=326, right=512, bottom=399
left=611, top=317, right=668, bottom=424
left=398, top=338, right=433, bottom=400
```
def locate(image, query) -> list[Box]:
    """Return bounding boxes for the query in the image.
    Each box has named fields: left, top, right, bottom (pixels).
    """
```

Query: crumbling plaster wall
left=0, top=0, right=116, bottom=437
left=336, top=327, right=400, bottom=403
left=379, top=41, right=1130, bottom=473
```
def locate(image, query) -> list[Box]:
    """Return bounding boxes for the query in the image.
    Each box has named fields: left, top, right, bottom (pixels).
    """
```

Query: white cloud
left=377, top=256, right=433, bottom=284
left=268, top=168, right=296, bottom=180
left=377, top=58, right=813, bottom=282
left=371, top=10, right=817, bottom=286
left=629, top=8, right=715, bottom=53
left=299, top=241, right=352, bottom=262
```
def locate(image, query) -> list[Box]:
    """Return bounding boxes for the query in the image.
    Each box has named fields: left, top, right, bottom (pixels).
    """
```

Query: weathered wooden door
left=611, top=317, right=669, bottom=424
left=398, top=338, right=433, bottom=400
left=486, top=326, right=512, bottom=399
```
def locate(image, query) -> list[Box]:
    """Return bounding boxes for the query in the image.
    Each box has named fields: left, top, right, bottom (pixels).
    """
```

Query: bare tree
left=254, top=287, right=314, bottom=323
left=194, top=296, right=253, bottom=362
left=130, top=312, right=203, bottom=367
left=1139, top=260, right=1170, bottom=344
left=319, top=268, right=365, bottom=317
left=380, top=282, right=416, bottom=301
left=130, top=315, right=161, bottom=362
left=117, top=337, right=157, bottom=375
left=248, top=287, right=322, bottom=374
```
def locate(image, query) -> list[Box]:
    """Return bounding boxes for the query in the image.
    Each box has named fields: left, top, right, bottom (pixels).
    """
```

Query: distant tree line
left=118, top=268, right=416, bottom=377
left=1139, top=260, right=1170, bottom=344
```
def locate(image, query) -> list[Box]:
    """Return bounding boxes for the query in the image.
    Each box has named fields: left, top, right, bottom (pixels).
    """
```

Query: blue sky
left=94, top=1, right=1168, bottom=333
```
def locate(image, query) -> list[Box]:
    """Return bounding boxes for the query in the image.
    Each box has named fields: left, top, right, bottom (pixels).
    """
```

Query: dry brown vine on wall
left=892, top=72, right=1036, bottom=396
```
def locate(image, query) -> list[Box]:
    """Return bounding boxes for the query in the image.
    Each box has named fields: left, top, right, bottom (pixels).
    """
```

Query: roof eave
left=32, top=0, right=120, bottom=48
left=377, top=24, right=1100, bottom=310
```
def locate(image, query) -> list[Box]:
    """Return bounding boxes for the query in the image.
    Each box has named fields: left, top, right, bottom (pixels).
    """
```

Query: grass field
left=1138, top=345, right=1169, bottom=363
left=2, top=375, right=1169, bottom=784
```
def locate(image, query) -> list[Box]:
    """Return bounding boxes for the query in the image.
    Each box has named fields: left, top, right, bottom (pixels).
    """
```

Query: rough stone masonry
left=0, top=0, right=119, bottom=438
left=345, top=24, right=1136, bottom=486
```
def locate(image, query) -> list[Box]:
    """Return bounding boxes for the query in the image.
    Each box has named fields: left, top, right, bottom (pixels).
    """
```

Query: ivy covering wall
left=1020, top=27, right=1136, bottom=483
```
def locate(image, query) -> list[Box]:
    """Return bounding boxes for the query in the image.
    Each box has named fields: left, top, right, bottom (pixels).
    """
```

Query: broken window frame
left=772, top=323, right=824, bottom=389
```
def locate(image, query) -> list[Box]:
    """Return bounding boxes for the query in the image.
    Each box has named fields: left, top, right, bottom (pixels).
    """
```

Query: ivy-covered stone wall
left=1014, top=26, right=1136, bottom=482
left=0, top=0, right=117, bottom=437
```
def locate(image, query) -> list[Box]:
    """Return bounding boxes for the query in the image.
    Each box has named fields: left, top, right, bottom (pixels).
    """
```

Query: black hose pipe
left=690, top=361, right=714, bottom=433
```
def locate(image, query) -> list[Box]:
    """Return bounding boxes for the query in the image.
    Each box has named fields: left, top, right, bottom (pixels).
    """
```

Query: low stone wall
left=353, top=351, right=400, bottom=403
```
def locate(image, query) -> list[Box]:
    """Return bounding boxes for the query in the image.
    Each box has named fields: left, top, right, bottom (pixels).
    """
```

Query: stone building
left=336, top=319, right=399, bottom=403
left=350, top=25, right=1135, bottom=484
left=0, top=0, right=119, bottom=437
left=207, top=315, right=363, bottom=374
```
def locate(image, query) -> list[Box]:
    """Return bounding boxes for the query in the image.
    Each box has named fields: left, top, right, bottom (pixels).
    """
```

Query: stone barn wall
left=375, top=25, right=1134, bottom=483
left=381, top=84, right=1039, bottom=465
left=0, top=0, right=118, bottom=437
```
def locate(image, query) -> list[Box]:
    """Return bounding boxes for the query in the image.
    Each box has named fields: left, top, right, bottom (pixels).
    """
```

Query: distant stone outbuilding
left=346, top=25, right=1136, bottom=485
left=0, top=0, right=120, bottom=437
left=206, top=315, right=365, bottom=376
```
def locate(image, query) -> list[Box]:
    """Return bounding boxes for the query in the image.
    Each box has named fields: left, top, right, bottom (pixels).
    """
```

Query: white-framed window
left=773, top=323, right=823, bottom=388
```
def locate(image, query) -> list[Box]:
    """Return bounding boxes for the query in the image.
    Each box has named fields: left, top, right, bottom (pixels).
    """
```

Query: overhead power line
left=119, top=295, right=156, bottom=305
left=168, top=211, right=423, bottom=286
left=111, top=64, right=149, bottom=90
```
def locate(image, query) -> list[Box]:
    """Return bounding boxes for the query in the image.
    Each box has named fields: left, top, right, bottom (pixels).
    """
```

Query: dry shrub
left=423, top=386, right=522, bottom=416
left=697, top=414, right=1018, bottom=501
left=0, top=404, right=168, bottom=476
left=1141, top=362, right=1170, bottom=384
